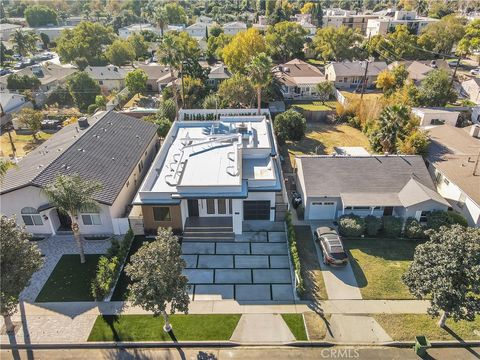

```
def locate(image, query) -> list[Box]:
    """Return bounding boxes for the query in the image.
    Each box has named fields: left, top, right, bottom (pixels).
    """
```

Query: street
left=1, top=346, right=480, bottom=360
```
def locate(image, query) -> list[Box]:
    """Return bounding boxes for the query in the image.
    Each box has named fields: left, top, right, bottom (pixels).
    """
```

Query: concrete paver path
left=230, top=314, right=295, bottom=343
left=325, top=315, right=393, bottom=344
left=310, top=226, right=362, bottom=300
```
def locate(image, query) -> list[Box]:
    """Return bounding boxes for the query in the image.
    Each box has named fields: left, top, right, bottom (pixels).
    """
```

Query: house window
left=343, top=77, right=348, bottom=82
left=206, top=199, right=215, bottom=214
left=352, top=206, right=370, bottom=210
left=153, top=207, right=171, bottom=221
left=21, top=207, right=43, bottom=226
left=99, top=80, right=104, bottom=85
left=81, top=205, right=101, bottom=225
left=217, top=199, right=226, bottom=214
left=419, top=211, right=430, bottom=223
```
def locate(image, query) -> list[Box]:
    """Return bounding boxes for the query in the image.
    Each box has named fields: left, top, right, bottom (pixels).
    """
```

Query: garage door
left=243, top=201, right=270, bottom=220
left=309, top=201, right=337, bottom=220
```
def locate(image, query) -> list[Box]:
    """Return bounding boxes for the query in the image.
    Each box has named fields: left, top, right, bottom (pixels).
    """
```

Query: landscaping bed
left=281, top=314, right=308, bottom=341
left=35, top=254, right=102, bottom=302
left=343, top=238, right=420, bottom=299
left=87, top=314, right=241, bottom=341
left=374, top=314, right=480, bottom=341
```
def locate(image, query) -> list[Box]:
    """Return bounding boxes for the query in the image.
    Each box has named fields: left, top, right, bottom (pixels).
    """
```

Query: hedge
left=338, top=215, right=365, bottom=237
left=285, top=211, right=304, bottom=296
left=365, top=215, right=382, bottom=236
left=91, top=229, right=135, bottom=300
left=382, top=216, right=403, bottom=237
left=426, top=210, right=468, bottom=230
left=404, top=217, right=427, bottom=239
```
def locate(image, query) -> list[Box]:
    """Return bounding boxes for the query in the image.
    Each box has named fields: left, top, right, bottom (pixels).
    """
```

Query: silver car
left=314, top=226, right=348, bottom=266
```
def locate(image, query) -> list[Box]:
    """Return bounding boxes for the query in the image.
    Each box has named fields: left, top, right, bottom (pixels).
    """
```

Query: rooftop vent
left=78, top=117, right=89, bottom=129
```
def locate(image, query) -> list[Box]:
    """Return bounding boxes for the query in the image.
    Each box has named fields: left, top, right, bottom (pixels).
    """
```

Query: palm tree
left=43, top=174, right=102, bottom=264
left=10, top=30, right=38, bottom=57
left=157, top=33, right=181, bottom=115
left=247, top=53, right=273, bottom=115
left=373, top=104, right=410, bottom=154
left=154, top=6, right=168, bottom=37
left=416, top=0, right=428, bottom=17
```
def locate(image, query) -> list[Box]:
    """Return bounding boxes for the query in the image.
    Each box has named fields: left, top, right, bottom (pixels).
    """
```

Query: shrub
left=404, top=217, right=427, bottom=239
left=382, top=216, right=403, bottom=237
left=338, top=215, right=365, bottom=237
left=365, top=215, right=382, bottom=236
left=273, top=109, right=307, bottom=142
left=285, top=212, right=304, bottom=295
left=91, top=256, right=119, bottom=300
left=426, top=210, right=468, bottom=230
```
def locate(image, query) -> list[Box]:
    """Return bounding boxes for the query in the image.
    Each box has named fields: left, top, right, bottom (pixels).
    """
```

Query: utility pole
left=360, top=60, right=370, bottom=100
left=449, top=55, right=461, bottom=89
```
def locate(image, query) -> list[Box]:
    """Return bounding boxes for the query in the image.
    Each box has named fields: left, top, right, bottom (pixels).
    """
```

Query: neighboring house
left=156, top=71, right=178, bottom=92
left=412, top=107, right=460, bottom=127
left=461, top=78, right=480, bottom=105
left=184, top=22, right=210, bottom=38
left=23, top=26, right=74, bottom=41
left=197, top=15, right=213, bottom=24
left=389, top=60, right=451, bottom=85
left=0, top=63, right=77, bottom=105
left=135, top=63, right=171, bottom=92
left=84, top=65, right=131, bottom=91
left=0, top=111, right=159, bottom=235
left=207, top=63, right=231, bottom=88
left=325, top=61, right=387, bottom=89
left=253, top=15, right=268, bottom=32
left=426, top=125, right=480, bottom=227
left=118, top=23, right=161, bottom=39
left=299, top=21, right=317, bottom=36
left=130, top=108, right=286, bottom=235
left=323, top=14, right=379, bottom=34
left=274, top=59, right=326, bottom=100
left=0, top=92, right=33, bottom=126
left=295, top=155, right=449, bottom=221
left=222, top=21, right=247, bottom=35
left=0, top=23, right=22, bottom=41
left=366, top=10, right=437, bottom=36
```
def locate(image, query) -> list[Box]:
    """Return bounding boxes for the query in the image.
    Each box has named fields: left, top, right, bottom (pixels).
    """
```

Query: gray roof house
left=83, top=65, right=132, bottom=91
left=389, top=60, right=452, bottom=84
left=295, top=155, right=449, bottom=220
left=0, top=111, right=159, bottom=236
left=325, top=61, right=388, bottom=89
left=135, top=63, right=172, bottom=92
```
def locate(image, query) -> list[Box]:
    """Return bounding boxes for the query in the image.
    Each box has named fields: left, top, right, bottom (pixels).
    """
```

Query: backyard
left=282, top=122, right=370, bottom=172
left=292, top=101, right=338, bottom=111
left=343, top=238, right=420, bottom=300
left=0, top=130, right=53, bottom=158
left=35, top=254, right=102, bottom=302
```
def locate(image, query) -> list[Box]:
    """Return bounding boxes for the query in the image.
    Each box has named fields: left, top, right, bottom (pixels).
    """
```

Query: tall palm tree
left=10, top=30, right=38, bottom=57
left=157, top=33, right=181, bottom=115
left=373, top=104, right=410, bottom=154
left=247, top=53, right=273, bottom=115
left=43, top=174, right=102, bottom=264
left=154, top=6, right=168, bottom=37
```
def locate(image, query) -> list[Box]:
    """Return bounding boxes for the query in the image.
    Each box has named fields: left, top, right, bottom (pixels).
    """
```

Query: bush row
left=285, top=212, right=304, bottom=296
left=91, top=229, right=135, bottom=300
left=338, top=210, right=467, bottom=239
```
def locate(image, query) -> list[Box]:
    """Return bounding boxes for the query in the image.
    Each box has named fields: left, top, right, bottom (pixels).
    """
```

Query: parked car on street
left=314, top=226, right=348, bottom=266
left=13, top=62, right=26, bottom=70
left=0, top=68, right=12, bottom=76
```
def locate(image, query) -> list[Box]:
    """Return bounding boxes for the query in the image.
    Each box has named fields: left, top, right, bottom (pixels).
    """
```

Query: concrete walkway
left=230, top=314, right=295, bottom=343
left=310, top=225, right=362, bottom=300
left=325, top=315, right=393, bottom=344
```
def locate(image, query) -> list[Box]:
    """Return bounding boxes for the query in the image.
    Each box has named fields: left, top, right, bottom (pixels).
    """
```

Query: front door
left=57, top=209, right=72, bottom=231
left=187, top=200, right=199, bottom=217
left=383, top=207, right=394, bottom=216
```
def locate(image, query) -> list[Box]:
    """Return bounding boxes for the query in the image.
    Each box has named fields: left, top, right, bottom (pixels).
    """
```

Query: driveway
left=310, top=224, right=362, bottom=300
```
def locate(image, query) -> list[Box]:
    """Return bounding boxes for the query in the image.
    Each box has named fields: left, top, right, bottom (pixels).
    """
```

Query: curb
left=288, top=340, right=480, bottom=347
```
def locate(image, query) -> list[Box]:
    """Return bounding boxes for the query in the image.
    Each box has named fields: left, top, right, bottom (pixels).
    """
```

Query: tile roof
left=1, top=111, right=158, bottom=205
left=296, top=155, right=445, bottom=206
left=427, top=125, right=480, bottom=204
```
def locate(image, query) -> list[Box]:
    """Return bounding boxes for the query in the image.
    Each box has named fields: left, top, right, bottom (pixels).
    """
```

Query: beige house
left=274, top=59, right=325, bottom=100
left=84, top=65, right=132, bottom=92
left=325, top=61, right=387, bottom=89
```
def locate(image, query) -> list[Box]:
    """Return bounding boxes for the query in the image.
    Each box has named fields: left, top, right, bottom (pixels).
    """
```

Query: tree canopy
left=125, top=69, right=148, bottom=94
left=106, top=39, right=136, bottom=66
left=265, top=21, right=308, bottom=62
left=313, top=26, right=363, bottom=62
left=222, top=28, right=266, bottom=73
left=9, top=30, right=38, bottom=57
left=16, top=108, right=43, bottom=141
left=218, top=74, right=256, bottom=108
left=418, top=69, right=457, bottom=107
left=66, top=72, right=101, bottom=112
left=25, top=5, right=57, bottom=27
left=419, top=15, right=466, bottom=55
left=457, top=19, right=480, bottom=60
left=273, top=109, right=307, bottom=142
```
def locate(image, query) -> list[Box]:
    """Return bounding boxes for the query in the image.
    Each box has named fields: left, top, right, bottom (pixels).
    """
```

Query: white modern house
left=0, top=111, right=158, bottom=235
left=426, top=125, right=480, bottom=227
left=295, top=155, right=449, bottom=221
left=366, top=10, right=437, bottom=36
left=22, top=25, right=74, bottom=41
left=412, top=107, right=460, bottom=127
left=130, top=109, right=286, bottom=235
left=222, top=21, right=247, bottom=35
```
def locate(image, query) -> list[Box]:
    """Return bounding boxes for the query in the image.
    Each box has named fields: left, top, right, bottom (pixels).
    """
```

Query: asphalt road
left=2, top=346, right=480, bottom=360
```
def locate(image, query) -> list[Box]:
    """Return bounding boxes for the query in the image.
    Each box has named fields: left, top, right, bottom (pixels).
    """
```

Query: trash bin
left=413, top=335, right=431, bottom=357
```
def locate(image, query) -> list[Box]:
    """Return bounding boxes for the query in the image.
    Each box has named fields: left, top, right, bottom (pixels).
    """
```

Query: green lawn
left=343, top=238, right=420, bottom=299
left=293, top=101, right=338, bottom=111
left=111, top=236, right=154, bottom=301
left=374, top=314, right=480, bottom=341
left=281, top=314, right=308, bottom=341
left=294, top=226, right=328, bottom=301
left=35, top=254, right=102, bottom=302
left=88, top=314, right=241, bottom=341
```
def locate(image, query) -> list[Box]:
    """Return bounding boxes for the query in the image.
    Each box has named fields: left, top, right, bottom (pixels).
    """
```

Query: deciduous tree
left=67, top=72, right=101, bottom=113
left=127, top=33, right=149, bottom=60
left=273, top=109, right=307, bottom=142
left=419, top=15, right=466, bottom=55
left=316, top=81, right=334, bottom=104
left=418, top=69, right=457, bottom=107
left=43, top=174, right=102, bottom=264
left=125, top=69, right=148, bottom=94
left=313, top=26, right=363, bottom=62
left=24, top=5, right=57, bottom=27
left=218, top=74, right=256, bottom=108
left=16, top=108, right=43, bottom=142
left=403, top=225, right=480, bottom=327
left=265, top=21, right=308, bottom=62
left=222, top=28, right=266, bottom=73
left=0, top=217, right=43, bottom=333
left=457, top=19, right=480, bottom=63
left=126, top=227, right=190, bottom=332
left=106, top=39, right=136, bottom=66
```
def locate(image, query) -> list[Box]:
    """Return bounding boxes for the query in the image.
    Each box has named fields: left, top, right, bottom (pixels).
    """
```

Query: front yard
left=343, top=238, right=420, bottom=300
left=35, top=254, right=102, bottom=302
left=374, top=314, right=480, bottom=341
left=294, top=226, right=328, bottom=301
left=282, top=123, right=370, bottom=172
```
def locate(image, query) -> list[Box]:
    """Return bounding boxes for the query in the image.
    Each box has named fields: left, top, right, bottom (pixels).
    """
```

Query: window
left=323, top=202, right=335, bottom=205
left=21, top=207, right=43, bottom=226
left=352, top=206, right=370, bottom=210
left=419, top=211, right=431, bottom=223
left=217, top=199, right=226, bottom=214
left=99, top=80, right=103, bottom=85
left=153, top=207, right=171, bottom=221
left=81, top=205, right=101, bottom=225
left=206, top=199, right=215, bottom=214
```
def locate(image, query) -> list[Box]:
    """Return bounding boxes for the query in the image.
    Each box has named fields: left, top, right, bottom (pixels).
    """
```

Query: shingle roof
left=389, top=60, right=452, bottom=82
left=208, top=64, right=231, bottom=80
left=1, top=111, right=158, bottom=205
left=274, top=59, right=325, bottom=86
left=223, top=21, right=247, bottom=29
left=84, top=65, right=131, bottom=80
left=135, top=63, right=171, bottom=81
left=0, top=63, right=76, bottom=86
left=296, top=155, right=444, bottom=207
left=329, top=61, right=387, bottom=77
left=427, top=125, right=480, bottom=204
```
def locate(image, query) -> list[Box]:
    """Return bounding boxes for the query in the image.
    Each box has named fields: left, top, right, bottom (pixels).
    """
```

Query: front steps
left=183, top=217, right=235, bottom=242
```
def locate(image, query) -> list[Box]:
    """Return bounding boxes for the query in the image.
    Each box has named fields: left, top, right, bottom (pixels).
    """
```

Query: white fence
left=334, top=89, right=347, bottom=106
left=112, top=217, right=130, bottom=235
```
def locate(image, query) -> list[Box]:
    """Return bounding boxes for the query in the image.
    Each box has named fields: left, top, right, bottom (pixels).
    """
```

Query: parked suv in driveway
left=314, top=226, right=348, bottom=266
